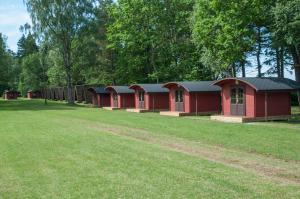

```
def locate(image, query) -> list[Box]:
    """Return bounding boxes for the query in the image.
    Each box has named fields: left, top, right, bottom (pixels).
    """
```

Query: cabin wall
left=167, top=84, right=220, bottom=113
left=134, top=88, right=143, bottom=109
left=109, top=91, right=118, bottom=107
left=188, top=92, right=221, bottom=113
left=97, top=94, right=110, bottom=107
left=119, top=93, right=135, bottom=108
left=221, top=81, right=255, bottom=117
left=27, top=92, right=33, bottom=99
left=245, top=86, right=255, bottom=117
left=255, top=91, right=291, bottom=117
left=147, top=93, right=169, bottom=110
left=167, top=85, right=185, bottom=112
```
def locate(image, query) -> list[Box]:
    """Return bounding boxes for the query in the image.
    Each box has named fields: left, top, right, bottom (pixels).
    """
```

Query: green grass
left=0, top=99, right=300, bottom=198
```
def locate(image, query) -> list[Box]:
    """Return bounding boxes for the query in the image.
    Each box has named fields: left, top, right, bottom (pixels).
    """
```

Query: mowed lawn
left=0, top=99, right=300, bottom=198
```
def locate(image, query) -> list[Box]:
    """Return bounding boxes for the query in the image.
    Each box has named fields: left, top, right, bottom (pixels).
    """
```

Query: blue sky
left=0, top=0, right=31, bottom=52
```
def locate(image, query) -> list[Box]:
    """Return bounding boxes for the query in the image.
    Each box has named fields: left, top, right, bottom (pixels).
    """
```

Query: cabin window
left=175, top=90, right=183, bottom=102
left=138, top=91, right=145, bottom=102
left=113, top=93, right=118, bottom=100
left=231, top=88, right=237, bottom=104
left=231, top=88, right=244, bottom=104
left=237, top=88, right=244, bottom=104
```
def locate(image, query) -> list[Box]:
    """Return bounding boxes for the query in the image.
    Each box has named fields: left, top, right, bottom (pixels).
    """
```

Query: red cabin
left=27, top=90, right=41, bottom=99
left=160, top=81, right=221, bottom=116
left=87, top=87, right=110, bottom=107
left=4, top=90, right=19, bottom=100
left=211, top=77, right=300, bottom=123
left=127, top=84, right=169, bottom=113
left=104, top=86, right=135, bottom=110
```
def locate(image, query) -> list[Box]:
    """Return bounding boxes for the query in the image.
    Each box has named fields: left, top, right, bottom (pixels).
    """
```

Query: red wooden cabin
left=87, top=87, right=110, bottom=107
left=160, top=81, right=221, bottom=116
left=104, top=86, right=135, bottom=110
left=4, top=90, right=19, bottom=100
left=27, top=90, right=41, bottom=99
left=127, top=84, right=169, bottom=113
left=211, top=77, right=300, bottom=123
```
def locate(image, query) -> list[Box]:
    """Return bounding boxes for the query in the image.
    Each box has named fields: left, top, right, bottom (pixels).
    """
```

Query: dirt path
left=58, top=117, right=300, bottom=186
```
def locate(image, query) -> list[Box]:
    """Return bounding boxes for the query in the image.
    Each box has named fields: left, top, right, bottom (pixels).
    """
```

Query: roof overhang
left=105, top=86, right=134, bottom=94
left=129, top=84, right=144, bottom=91
left=213, top=78, right=258, bottom=91
left=162, top=82, right=189, bottom=92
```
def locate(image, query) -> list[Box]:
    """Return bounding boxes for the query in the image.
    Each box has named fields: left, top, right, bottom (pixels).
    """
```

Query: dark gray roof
left=89, top=87, right=108, bottom=94
left=163, top=81, right=221, bottom=92
left=214, top=77, right=300, bottom=91
left=105, top=86, right=134, bottom=94
left=129, top=84, right=168, bottom=93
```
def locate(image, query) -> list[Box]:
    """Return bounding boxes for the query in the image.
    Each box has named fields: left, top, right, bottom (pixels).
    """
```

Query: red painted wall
left=118, top=93, right=135, bottom=108
left=147, top=93, right=169, bottom=110
left=245, top=85, right=255, bottom=117
left=188, top=92, right=221, bottom=113
left=96, top=94, right=110, bottom=107
left=255, top=92, right=291, bottom=117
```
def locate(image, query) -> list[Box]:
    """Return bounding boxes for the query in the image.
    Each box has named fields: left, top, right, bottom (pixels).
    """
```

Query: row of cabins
left=87, top=77, right=300, bottom=123
left=21, top=77, right=300, bottom=123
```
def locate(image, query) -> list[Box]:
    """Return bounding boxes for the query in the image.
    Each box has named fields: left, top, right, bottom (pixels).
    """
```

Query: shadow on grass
left=0, top=99, right=81, bottom=111
left=273, top=107, right=300, bottom=125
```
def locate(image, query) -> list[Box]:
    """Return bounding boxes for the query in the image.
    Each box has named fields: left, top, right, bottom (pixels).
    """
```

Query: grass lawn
left=0, top=99, right=300, bottom=198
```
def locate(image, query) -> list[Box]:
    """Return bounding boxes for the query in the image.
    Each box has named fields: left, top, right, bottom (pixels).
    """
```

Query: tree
left=107, top=0, right=211, bottom=84
left=273, top=0, right=300, bottom=105
left=19, top=52, right=44, bottom=94
left=192, top=0, right=256, bottom=77
left=25, top=0, right=95, bottom=104
left=0, top=33, right=17, bottom=94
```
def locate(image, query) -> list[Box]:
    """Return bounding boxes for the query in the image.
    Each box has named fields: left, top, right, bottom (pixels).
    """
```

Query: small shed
left=75, top=85, right=85, bottom=103
left=211, top=77, right=300, bottom=123
left=84, top=85, right=93, bottom=104
left=160, top=81, right=221, bottom=116
left=27, top=90, right=41, bottom=99
left=127, top=84, right=169, bottom=113
left=58, top=87, right=64, bottom=101
left=104, top=86, right=135, bottom=110
left=88, top=87, right=110, bottom=107
left=4, top=90, right=19, bottom=100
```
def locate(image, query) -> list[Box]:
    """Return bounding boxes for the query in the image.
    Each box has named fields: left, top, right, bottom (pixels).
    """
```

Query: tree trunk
left=62, top=42, right=74, bottom=104
left=280, top=47, right=284, bottom=78
left=276, top=47, right=281, bottom=77
left=241, top=59, right=246, bottom=77
left=44, top=87, right=47, bottom=105
left=256, top=27, right=262, bottom=77
left=295, top=64, right=300, bottom=108
left=231, top=64, right=236, bottom=77
left=290, top=45, right=300, bottom=108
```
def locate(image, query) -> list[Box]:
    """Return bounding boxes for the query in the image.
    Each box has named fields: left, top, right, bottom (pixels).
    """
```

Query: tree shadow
left=0, top=99, right=81, bottom=111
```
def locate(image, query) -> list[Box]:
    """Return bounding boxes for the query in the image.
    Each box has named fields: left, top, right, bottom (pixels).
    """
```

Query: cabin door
left=138, top=91, right=145, bottom=109
left=113, top=93, right=118, bottom=107
left=175, top=90, right=184, bottom=112
left=230, top=87, right=245, bottom=116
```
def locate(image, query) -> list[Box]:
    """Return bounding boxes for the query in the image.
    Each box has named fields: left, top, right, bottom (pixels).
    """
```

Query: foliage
left=0, top=33, right=18, bottom=94
left=108, top=0, right=213, bottom=84
left=18, top=53, right=45, bottom=95
left=25, top=0, right=95, bottom=103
